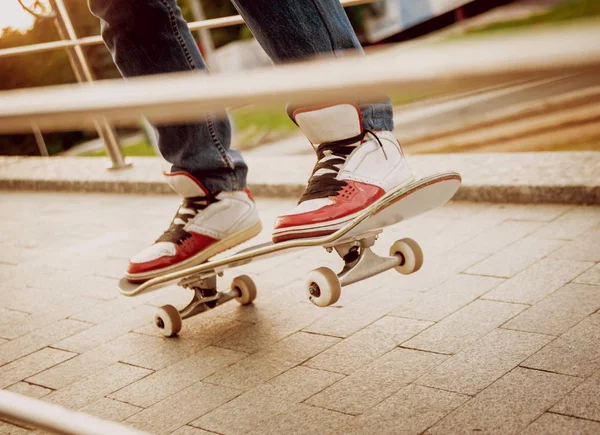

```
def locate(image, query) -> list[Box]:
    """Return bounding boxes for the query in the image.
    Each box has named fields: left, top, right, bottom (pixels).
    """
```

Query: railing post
left=48, top=0, right=131, bottom=170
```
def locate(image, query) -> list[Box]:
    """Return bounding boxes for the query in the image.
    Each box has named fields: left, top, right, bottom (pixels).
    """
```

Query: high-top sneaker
left=272, top=103, right=413, bottom=243
left=126, top=171, right=262, bottom=282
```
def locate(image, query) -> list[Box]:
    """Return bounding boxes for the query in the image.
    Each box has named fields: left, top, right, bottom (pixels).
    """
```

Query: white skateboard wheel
left=390, top=238, right=424, bottom=275
left=305, top=267, right=341, bottom=307
left=154, top=305, right=182, bottom=337
left=232, top=275, right=257, bottom=305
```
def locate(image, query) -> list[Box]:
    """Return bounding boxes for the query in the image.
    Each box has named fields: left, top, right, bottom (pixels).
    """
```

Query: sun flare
left=0, top=1, right=37, bottom=34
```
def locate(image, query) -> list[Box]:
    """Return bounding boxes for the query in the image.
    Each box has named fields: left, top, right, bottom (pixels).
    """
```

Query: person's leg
left=88, top=0, right=246, bottom=193
left=231, top=0, right=393, bottom=131
left=232, top=0, right=410, bottom=242
left=89, top=0, right=260, bottom=282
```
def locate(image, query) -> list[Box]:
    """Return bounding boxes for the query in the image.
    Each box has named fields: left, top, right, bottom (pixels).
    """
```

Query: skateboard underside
left=118, top=171, right=461, bottom=336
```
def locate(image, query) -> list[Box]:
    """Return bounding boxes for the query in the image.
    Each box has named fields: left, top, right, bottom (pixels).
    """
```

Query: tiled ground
left=0, top=191, right=599, bottom=434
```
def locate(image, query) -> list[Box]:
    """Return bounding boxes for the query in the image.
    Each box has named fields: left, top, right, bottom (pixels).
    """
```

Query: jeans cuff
left=180, top=167, right=248, bottom=193
left=360, top=100, right=394, bottom=131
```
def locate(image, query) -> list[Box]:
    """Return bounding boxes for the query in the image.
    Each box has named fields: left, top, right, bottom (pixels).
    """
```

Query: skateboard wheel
left=305, top=267, right=341, bottom=307
left=154, top=305, right=182, bottom=337
left=232, top=275, right=257, bottom=305
left=390, top=238, right=424, bottom=275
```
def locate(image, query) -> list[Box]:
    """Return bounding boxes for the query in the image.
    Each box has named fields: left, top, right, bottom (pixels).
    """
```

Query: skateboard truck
left=305, top=232, right=423, bottom=307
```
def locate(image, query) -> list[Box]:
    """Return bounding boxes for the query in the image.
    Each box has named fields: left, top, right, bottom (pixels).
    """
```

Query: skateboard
left=119, top=171, right=461, bottom=337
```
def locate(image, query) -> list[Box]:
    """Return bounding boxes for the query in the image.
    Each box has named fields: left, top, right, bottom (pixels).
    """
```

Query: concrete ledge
left=1, top=152, right=599, bottom=204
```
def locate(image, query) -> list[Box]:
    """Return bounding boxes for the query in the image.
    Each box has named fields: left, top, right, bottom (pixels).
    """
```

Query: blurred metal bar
left=32, top=124, right=49, bottom=156
left=49, top=0, right=129, bottom=169
left=0, top=390, right=150, bottom=435
left=0, top=0, right=375, bottom=59
left=189, top=0, right=217, bottom=70
left=0, top=24, right=598, bottom=134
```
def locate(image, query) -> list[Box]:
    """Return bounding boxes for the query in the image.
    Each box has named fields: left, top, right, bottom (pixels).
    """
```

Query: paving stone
left=302, top=286, right=416, bottom=338
left=5, top=382, right=52, bottom=399
left=306, top=348, right=447, bottom=415
left=44, top=363, right=151, bottom=410
left=217, top=303, right=325, bottom=353
left=575, top=263, right=600, bottom=285
left=391, top=274, right=504, bottom=322
left=550, top=226, right=600, bottom=262
left=427, top=368, right=582, bottom=435
left=305, top=316, right=431, bottom=375
left=52, top=305, right=155, bottom=353
left=466, top=237, right=564, bottom=278
left=458, top=220, right=543, bottom=254
left=532, top=206, right=600, bottom=240
left=521, top=413, right=600, bottom=435
left=207, top=331, right=341, bottom=391
left=0, top=347, right=75, bottom=389
left=392, top=249, right=490, bottom=294
left=552, top=370, right=600, bottom=422
left=79, top=398, right=142, bottom=422
left=27, top=333, right=159, bottom=389
left=416, top=328, right=552, bottom=395
left=416, top=216, right=503, bottom=257
left=402, top=299, right=525, bottom=355
left=193, top=367, right=343, bottom=434
left=0, top=309, right=28, bottom=326
left=125, top=316, right=247, bottom=370
left=0, top=421, right=29, bottom=434
left=171, top=427, right=216, bottom=435
left=124, top=382, right=241, bottom=435
left=339, top=384, right=469, bottom=435
left=0, top=297, right=99, bottom=340
left=503, top=283, right=600, bottom=336
left=522, top=314, right=600, bottom=377
left=0, top=319, right=90, bottom=367
left=69, top=291, right=158, bottom=324
left=260, top=331, right=340, bottom=365
left=475, top=203, right=571, bottom=222
left=249, top=403, right=353, bottom=435
left=483, top=258, right=594, bottom=304
left=110, top=346, right=246, bottom=407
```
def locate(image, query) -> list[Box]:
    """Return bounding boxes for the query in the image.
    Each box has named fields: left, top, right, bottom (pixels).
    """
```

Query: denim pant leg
left=88, top=0, right=246, bottom=192
left=231, top=0, right=394, bottom=131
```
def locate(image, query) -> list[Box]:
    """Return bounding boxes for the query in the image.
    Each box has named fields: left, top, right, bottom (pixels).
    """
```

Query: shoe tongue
left=293, top=104, right=363, bottom=145
left=164, top=171, right=209, bottom=198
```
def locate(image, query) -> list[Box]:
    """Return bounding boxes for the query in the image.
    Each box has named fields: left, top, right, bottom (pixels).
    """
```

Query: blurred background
left=1, top=0, right=599, bottom=160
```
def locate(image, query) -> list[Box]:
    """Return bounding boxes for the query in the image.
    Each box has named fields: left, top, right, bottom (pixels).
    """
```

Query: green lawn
left=461, top=0, right=600, bottom=36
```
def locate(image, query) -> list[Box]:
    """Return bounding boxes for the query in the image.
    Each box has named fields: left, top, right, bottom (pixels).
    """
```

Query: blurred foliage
left=0, top=0, right=255, bottom=156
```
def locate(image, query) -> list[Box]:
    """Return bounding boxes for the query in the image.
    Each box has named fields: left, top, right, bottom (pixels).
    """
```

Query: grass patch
left=82, top=139, right=156, bottom=157
left=462, top=0, right=600, bottom=36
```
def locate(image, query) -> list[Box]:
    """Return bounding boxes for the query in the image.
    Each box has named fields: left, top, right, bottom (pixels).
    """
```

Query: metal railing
left=1, top=0, right=376, bottom=169
left=1, top=24, right=599, bottom=135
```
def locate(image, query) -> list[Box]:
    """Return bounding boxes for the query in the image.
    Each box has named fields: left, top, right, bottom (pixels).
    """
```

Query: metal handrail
left=0, top=390, right=150, bottom=435
left=0, top=0, right=375, bottom=59
left=1, top=23, right=598, bottom=134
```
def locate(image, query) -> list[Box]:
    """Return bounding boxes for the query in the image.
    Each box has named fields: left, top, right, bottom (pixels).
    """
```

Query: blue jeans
left=89, top=0, right=394, bottom=192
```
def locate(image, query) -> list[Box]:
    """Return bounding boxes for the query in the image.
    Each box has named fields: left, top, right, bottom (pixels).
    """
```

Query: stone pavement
left=0, top=191, right=599, bottom=434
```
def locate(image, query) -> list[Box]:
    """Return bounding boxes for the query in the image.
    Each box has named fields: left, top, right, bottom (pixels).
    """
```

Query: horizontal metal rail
left=0, top=0, right=375, bottom=58
left=0, top=390, right=150, bottom=435
left=0, top=24, right=598, bottom=134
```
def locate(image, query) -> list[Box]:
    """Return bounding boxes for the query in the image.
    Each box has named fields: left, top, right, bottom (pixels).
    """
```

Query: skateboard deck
left=120, top=171, right=460, bottom=296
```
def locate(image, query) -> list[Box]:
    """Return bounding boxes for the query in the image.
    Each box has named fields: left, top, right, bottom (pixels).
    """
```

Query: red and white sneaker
left=272, top=104, right=414, bottom=243
left=126, top=172, right=262, bottom=282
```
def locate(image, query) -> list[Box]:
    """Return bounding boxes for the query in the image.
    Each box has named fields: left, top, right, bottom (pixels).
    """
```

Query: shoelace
left=156, top=194, right=219, bottom=244
left=299, top=130, right=387, bottom=203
